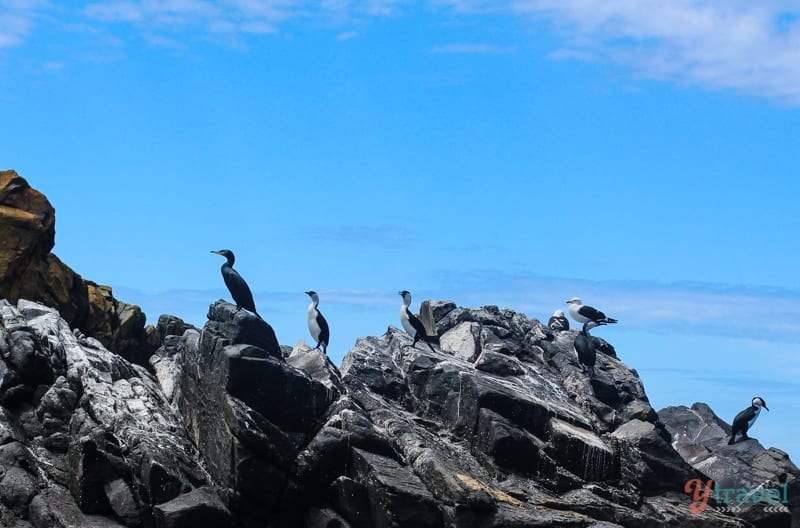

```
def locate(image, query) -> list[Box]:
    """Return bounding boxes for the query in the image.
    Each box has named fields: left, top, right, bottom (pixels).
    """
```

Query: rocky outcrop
left=0, top=170, right=156, bottom=364
left=659, top=402, right=799, bottom=528
left=0, top=299, right=224, bottom=528
left=0, top=292, right=791, bottom=527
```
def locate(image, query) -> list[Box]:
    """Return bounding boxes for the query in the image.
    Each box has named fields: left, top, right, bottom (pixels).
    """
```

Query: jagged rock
left=439, top=321, right=481, bottom=361
left=611, top=419, right=697, bottom=494
left=350, top=448, right=442, bottom=527
left=0, top=171, right=156, bottom=364
left=29, top=486, right=127, bottom=528
left=331, top=476, right=372, bottom=528
left=0, top=291, right=791, bottom=528
left=473, top=349, right=525, bottom=377
left=152, top=487, right=232, bottom=528
left=660, top=402, right=798, bottom=527
left=0, top=300, right=215, bottom=528
left=104, top=479, right=141, bottom=527
left=305, top=507, right=353, bottom=528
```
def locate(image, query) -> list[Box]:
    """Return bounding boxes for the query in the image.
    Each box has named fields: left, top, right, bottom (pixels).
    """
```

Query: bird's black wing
left=578, top=305, right=607, bottom=321
left=407, top=309, right=428, bottom=339
left=732, top=407, right=755, bottom=430
left=222, top=267, right=257, bottom=313
left=317, top=310, right=330, bottom=346
left=574, top=333, right=596, bottom=367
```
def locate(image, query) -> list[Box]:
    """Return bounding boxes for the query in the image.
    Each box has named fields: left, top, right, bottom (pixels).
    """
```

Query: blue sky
left=2, top=1, right=800, bottom=464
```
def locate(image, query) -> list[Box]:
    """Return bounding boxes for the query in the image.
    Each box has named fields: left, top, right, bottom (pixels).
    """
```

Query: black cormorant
left=211, top=249, right=261, bottom=319
left=574, top=321, right=604, bottom=376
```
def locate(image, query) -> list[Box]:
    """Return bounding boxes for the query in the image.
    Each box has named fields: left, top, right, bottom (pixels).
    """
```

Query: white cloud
left=509, top=0, right=800, bottom=102
left=5, top=0, right=800, bottom=103
left=0, top=3, right=45, bottom=48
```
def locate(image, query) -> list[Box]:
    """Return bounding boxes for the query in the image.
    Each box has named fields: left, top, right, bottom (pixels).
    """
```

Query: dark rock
left=660, top=402, right=798, bottom=527
left=427, top=301, right=457, bottom=323
left=67, top=430, right=129, bottom=513
left=350, top=448, right=442, bottom=527
left=0, top=466, right=37, bottom=514
left=205, top=301, right=281, bottom=358
left=305, top=507, right=352, bottom=528
left=152, top=487, right=231, bottom=528
left=473, top=350, right=525, bottom=377
left=611, top=419, right=697, bottom=494
left=473, top=407, right=555, bottom=478
left=104, top=479, right=141, bottom=527
left=29, top=486, right=128, bottom=528
left=331, top=476, right=373, bottom=528
left=287, top=343, right=346, bottom=398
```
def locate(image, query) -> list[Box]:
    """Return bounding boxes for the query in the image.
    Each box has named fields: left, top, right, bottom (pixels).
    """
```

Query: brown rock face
left=0, top=169, right=156, bottom=364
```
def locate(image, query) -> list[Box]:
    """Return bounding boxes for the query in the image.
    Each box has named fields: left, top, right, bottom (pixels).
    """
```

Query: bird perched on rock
left=211, top=249, right=261, bottom=319
left=566, top=298, right=618, bottom=326
left=728, top=396, right=769, bottom=445
left=398, top=290, right=435, bottom=353
left=573, top=321, right=603, bottom=376
left=548, top=310, right=570, bottom=332
left=305, top=291, right=329, bottom=355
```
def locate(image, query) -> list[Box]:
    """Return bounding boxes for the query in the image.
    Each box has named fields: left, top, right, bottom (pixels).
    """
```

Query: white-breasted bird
left=548, top=309, right=570, bottom=332
left=566, top=297, right=618, bottom=326
left=398, top=290, right=435, bottom=352
left=728, top=396, right=769, bottom=445
left=305, top=291, right=330, bottom=355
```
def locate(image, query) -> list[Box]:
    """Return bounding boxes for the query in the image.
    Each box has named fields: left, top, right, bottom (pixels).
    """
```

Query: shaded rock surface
left=659, top=402, right=799, bottom=528
left=0, top=170, right=157, bottom=364
left=0, top=292, right=789, bottom=527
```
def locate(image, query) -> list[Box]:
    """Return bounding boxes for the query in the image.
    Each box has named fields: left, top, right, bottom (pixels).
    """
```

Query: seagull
left=547, top=310, right=570, bottom=332
left=566, top=297, right=618, bottom=326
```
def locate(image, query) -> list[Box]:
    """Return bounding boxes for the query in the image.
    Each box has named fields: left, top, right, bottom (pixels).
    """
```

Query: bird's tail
left=425, top=339, right=435, bottom=353
left=727, top=434, right=735, bottom=445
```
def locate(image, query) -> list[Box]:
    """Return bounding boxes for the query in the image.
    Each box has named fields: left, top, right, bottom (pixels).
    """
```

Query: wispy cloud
left=6, top=2, right=800, bottom=102
left=0, top=1, right=47, bottom=48
left=301, top=225, right=417, bottom=249
left=429, top=42, right=515, bottom=54
left=509, top=0, right=800, bottom=103
left=429, top=270, right=800, bottom=343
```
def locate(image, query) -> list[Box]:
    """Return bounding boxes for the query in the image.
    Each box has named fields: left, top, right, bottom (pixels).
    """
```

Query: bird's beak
left=397, top=291, right=403, bottom=296
left=210, top=250, right=219, bottom=255
left=764, top=404, right=770, bottom=411
left=304, top=291, right=311, bottom=296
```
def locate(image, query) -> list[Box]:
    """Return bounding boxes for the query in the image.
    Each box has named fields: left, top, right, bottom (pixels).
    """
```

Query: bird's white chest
left=400, top=306, right=416, bottom=336
left=568, top=304, right=587, bottom=323
left=307, top=305, right=321, bottom=339
left=748, top=407, right=761, bottom=428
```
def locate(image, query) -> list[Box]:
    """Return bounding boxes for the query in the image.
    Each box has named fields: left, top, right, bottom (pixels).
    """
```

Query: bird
left=573, top=321, right=603, bottom=376
left=398, top=290, right=435, bottom=353
left=566, top=297, right=618, bottom=326
left=728, top=396, right=769, bottom=445
left=211, top=249, right=261, bottom=319
left=305, top=291, right=330, bottom=354
left=548, top=310, right=570, bottom=332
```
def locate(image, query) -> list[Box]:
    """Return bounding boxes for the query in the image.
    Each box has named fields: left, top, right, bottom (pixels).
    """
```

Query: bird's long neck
left=308, top=300, right=319, bottom=313
left=581, top=322, right=591, bottom=336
